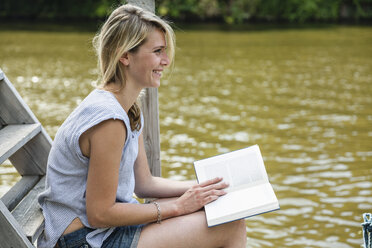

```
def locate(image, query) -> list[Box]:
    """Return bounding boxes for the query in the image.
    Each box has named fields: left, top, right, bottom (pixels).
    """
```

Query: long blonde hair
left=93, top=4, right=175, bottom=131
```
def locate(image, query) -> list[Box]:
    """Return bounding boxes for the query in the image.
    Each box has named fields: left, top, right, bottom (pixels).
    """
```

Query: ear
left=119, top=52, right=130, bottom=66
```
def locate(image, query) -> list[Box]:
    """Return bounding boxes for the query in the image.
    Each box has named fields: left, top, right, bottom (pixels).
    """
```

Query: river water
left=1, top=25, right=371, bottom=247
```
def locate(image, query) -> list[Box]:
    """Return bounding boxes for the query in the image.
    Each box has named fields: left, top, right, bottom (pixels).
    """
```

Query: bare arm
left=134, top=133, right=196, bottom=199
left=85, top=119, right=228, bottom=228
left=85, top=119, right=166, bottom=227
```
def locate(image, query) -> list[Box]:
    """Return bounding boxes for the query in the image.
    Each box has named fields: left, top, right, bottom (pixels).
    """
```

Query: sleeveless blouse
left=38, top=89, right=143, bottom=248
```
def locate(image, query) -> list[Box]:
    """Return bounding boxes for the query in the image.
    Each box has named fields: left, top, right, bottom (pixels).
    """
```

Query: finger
left=199, top=177, right=223, bottom=187
left=200, top=181, right=229, bottom=193
left=201, top=188, right=227, bottom=199
left=205, top=195, right=219, bottom=204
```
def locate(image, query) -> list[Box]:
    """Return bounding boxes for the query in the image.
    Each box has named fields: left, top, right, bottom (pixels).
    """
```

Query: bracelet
left=152, top=201, right=162, bottom=224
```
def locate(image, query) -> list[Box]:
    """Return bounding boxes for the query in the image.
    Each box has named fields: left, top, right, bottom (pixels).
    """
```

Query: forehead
left=142, top=29, right=166, bottom=49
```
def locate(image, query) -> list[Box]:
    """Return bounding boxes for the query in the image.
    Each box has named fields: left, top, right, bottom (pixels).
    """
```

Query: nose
left=161, top=53, right=170, bottom=67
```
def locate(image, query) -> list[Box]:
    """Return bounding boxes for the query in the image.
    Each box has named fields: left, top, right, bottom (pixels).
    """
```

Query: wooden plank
left=0, top=116, right=6, bottom=129
left=140, top=88, right=161, bottom=177
left=0, top=71, right=52, bottom=144
left=0, top=71, right=52, bottom=176
left=0, top=124, right=41, bottom=165
left=0, top=200, right=34, bottom=248
left=9, top=133, right=49, bottom=175
left=12, top=176, right=45, bottom=244
left=0, top=72, right=37, bottom=124
left=1, top=176, right=40, bottom=212
left=127, top=0, right=155, bottom=12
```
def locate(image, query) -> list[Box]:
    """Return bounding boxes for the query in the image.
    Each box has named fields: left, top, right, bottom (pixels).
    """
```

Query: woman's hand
left=175, top=177, right=229, bottom=216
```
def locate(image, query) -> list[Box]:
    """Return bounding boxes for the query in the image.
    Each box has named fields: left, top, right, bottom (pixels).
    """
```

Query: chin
left=151, top=81, right=161, bottom=88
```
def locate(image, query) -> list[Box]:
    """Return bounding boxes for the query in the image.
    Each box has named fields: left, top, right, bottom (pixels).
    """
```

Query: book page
left=195, top=145, right=268, bottom=191
left=205, top=183, right=279, bottom=225
left=194, top=145, right=280, bottom=227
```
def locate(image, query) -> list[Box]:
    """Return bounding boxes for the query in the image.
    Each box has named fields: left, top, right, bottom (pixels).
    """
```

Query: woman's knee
left=221, top=219, right=247, bottom=247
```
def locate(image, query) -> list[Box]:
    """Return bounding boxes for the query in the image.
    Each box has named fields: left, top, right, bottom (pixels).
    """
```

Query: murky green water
left=1, top=25, right=372, bottom=247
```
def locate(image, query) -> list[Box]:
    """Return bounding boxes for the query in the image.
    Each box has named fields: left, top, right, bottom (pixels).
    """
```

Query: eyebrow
left=153, top=45, right=167, bottom=50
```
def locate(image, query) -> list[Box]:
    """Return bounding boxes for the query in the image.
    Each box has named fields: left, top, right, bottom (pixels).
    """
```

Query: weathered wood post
left=127, top=0, right=161, bottom=177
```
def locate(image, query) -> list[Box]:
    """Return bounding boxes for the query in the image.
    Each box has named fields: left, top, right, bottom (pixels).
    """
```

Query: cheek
left=131, top=55, right=159, bottom=77
left=132, top=63, right=146, bottom=75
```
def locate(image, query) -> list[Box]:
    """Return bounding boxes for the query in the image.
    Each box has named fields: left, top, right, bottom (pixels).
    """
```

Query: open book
left=193, top=145, right=280, bottom=227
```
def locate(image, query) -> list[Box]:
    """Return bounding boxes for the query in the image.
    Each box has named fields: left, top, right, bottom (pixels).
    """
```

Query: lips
left=153, top=69, right=162, bottom=77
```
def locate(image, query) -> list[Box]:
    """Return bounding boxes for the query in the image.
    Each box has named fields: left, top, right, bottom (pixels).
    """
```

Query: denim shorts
left=57, top=225, right=143, bottom=248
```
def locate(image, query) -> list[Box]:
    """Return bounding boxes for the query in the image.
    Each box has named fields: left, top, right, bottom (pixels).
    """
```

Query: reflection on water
left=1, top=25, right=371, bottom=247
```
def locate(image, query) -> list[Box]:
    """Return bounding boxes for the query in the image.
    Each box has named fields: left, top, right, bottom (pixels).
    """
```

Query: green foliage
left=0, top=0, right=371, bottom=23
left=217, top=0, right=260, bottom=24
left=156, top=0, right=372, bottom=23
left=0, top=0, right=122, bottom=19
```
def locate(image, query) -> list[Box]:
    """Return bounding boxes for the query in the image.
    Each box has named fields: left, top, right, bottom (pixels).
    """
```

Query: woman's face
left=122, top=28, right=170, bottom=89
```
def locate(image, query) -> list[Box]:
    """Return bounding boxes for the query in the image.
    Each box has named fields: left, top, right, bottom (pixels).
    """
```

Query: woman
left=38, top=4, right=247, bottom=248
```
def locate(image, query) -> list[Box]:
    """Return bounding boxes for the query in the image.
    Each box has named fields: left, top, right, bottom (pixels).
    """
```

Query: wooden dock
left=0, top=2, right=161, bottom=245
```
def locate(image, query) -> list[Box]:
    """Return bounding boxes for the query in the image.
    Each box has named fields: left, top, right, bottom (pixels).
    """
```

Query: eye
left=154, top=48, right=165, bottom=55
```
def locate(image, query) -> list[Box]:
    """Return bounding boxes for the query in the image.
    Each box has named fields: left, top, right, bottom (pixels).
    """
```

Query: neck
left=104, top=83, right=142, bottom=113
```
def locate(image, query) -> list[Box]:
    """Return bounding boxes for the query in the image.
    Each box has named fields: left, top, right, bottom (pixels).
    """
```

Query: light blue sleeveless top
left=38, top=89, right=143, bottom=248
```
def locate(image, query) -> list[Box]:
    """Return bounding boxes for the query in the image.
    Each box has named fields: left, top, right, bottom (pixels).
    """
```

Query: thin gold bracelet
left=152, top=201, right=162, bottom=224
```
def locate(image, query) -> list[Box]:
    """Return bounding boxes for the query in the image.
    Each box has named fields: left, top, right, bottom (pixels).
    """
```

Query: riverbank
left=1, top=19, right=371, bottom=33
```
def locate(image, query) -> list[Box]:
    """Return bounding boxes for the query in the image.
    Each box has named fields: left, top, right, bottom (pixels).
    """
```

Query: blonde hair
left=93, top=4, right=175, bottom=131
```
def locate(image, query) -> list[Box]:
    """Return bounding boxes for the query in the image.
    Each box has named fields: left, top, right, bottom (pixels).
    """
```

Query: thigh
left=137, top=211, right=232, bottom=248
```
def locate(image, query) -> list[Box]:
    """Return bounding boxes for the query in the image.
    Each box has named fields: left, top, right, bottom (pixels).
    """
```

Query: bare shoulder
left=80, top=119, right=127, bottom=157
